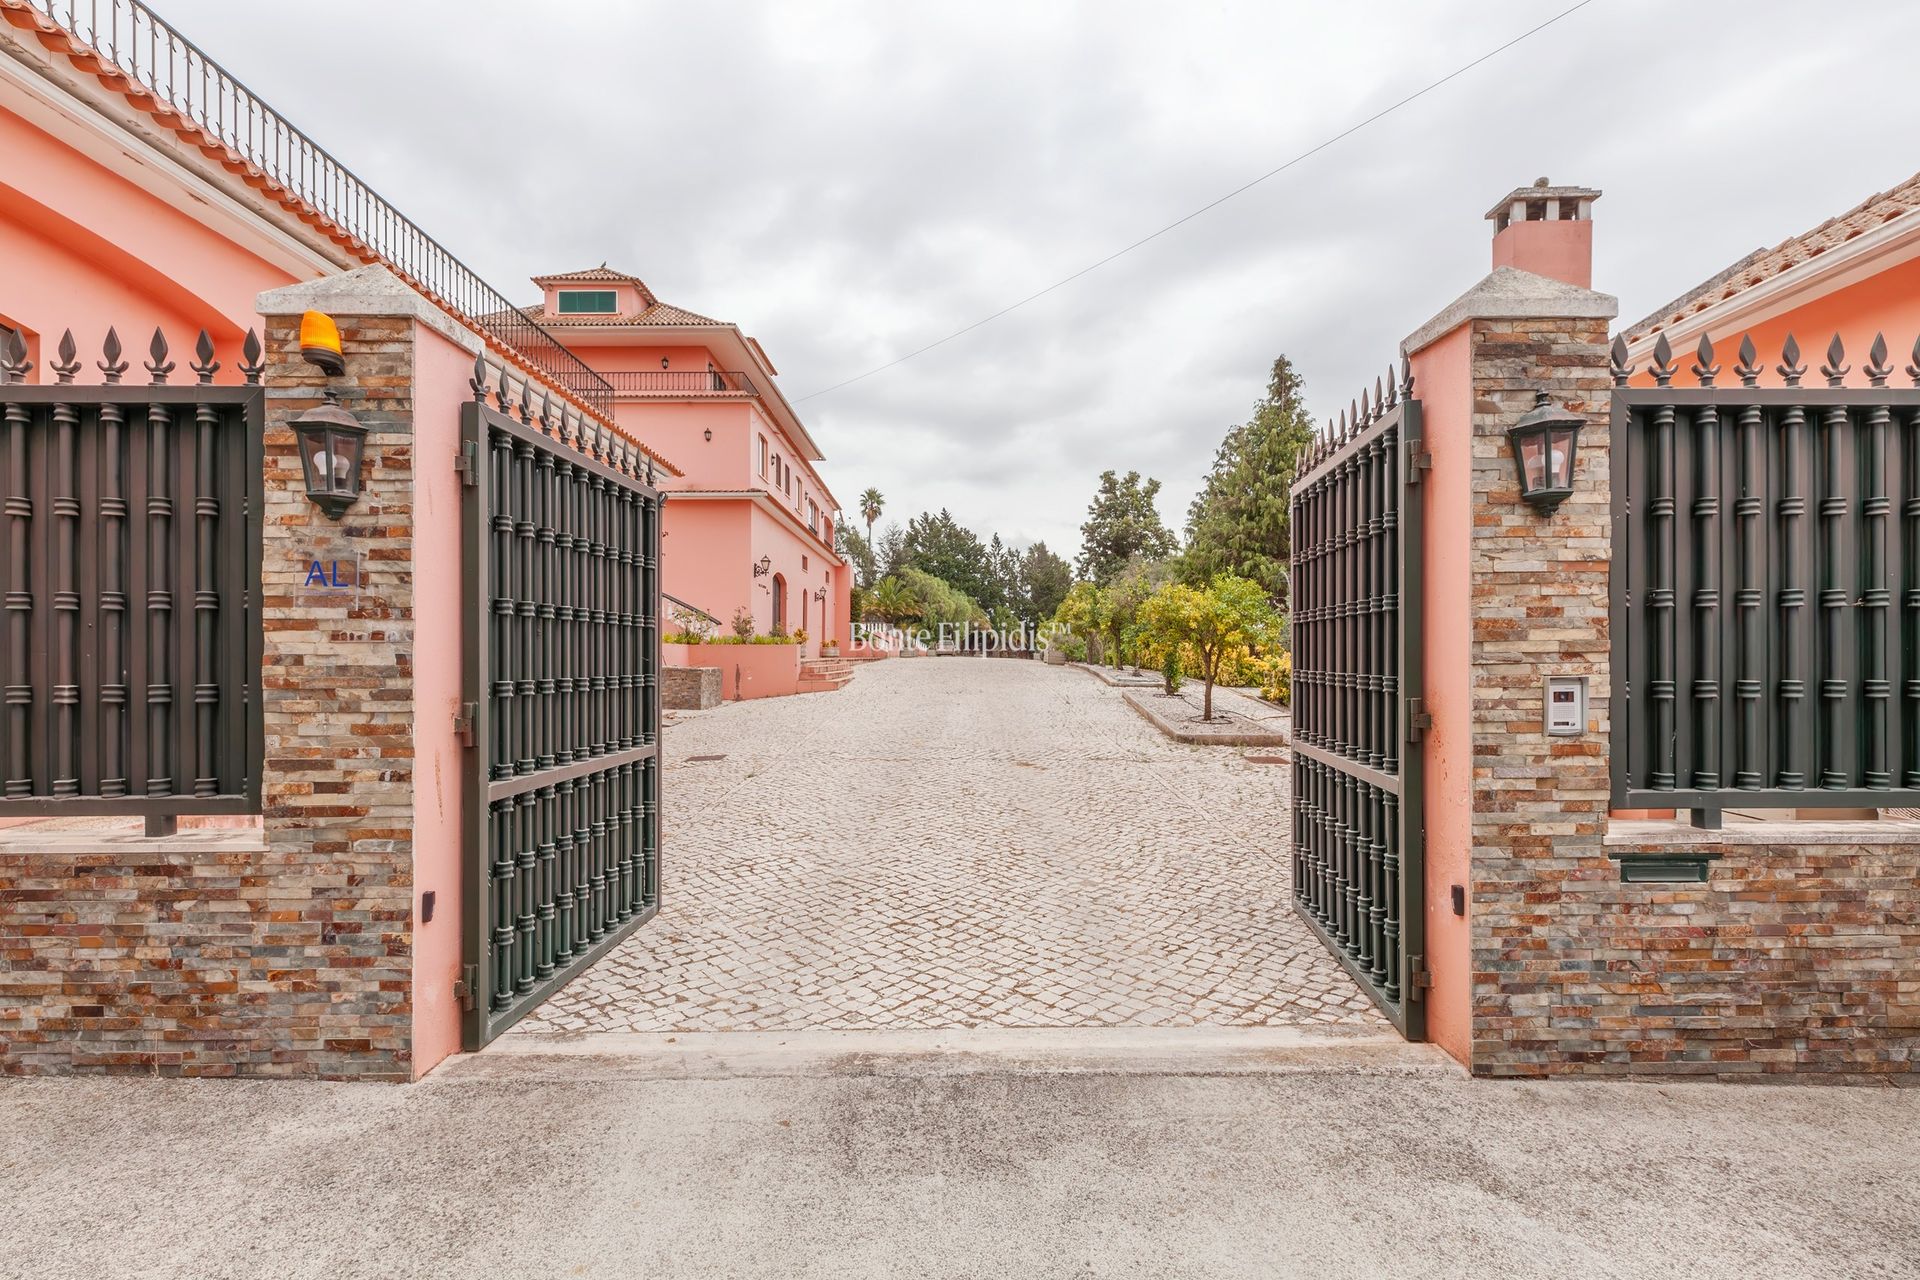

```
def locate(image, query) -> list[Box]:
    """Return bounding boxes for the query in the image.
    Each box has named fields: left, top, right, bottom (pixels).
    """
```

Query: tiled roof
left=532, top=265, right=643, bottom=284
left=513, top=301, right=728, bottom=328
left=1623, top=169, right=1920, bottom=341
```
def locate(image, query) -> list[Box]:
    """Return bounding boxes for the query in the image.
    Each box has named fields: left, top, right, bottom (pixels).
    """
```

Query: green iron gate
left=1288, top=364, right=1427, bottom=1039
left=459, top=370, right=662, bottom=1048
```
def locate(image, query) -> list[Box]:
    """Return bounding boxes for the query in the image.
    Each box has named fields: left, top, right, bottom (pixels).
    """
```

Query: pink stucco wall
left=662, top=497, right=752, bottom=628
left=663, top=641, right=800, bottom=700
left=0, top=104, right=301, bottom=375
left=1491, top=220, right=1594, bottom=289
left=407, top=319, right=472, bottom=1078
left=1408, top=322, right=1475, bottom=1069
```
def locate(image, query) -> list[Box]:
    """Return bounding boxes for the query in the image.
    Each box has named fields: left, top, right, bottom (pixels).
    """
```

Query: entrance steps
left=796, top=657, right=854, bottom=693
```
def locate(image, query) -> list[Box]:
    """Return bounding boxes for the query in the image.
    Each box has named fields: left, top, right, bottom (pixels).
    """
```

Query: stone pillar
left=254, top=265, right=480, bottom=1080
left=1403, top=267, right=1618, bottom=1073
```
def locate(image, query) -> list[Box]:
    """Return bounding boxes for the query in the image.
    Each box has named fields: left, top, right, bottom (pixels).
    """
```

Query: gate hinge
left=1407, top=450, right=1433, bottom=482
left=455, top=964, right=478, bottom=1011
left=1406, top=698, right=1432, bottom=742
left=1409, top=955, right=1433, bottom=999
left=453, top=702, right=478, bottom=746
left=454, top=440, right=481, bottom=487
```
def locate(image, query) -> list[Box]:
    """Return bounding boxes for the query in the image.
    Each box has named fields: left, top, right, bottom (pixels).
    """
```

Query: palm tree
left=859, top=487, right=885, bottom=545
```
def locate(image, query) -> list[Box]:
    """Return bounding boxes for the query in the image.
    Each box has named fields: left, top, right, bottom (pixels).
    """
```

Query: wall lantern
left=753, top=555, right=771, bottom=577
left=1506, top=390, right=1583, bottom=514
left=814, top=586, right=827, bottom=602
left=290, top=309, right=367, bottom=519
left=703, top=427, right=713, bottom=442
left=660, top=357, right=670, bottom=370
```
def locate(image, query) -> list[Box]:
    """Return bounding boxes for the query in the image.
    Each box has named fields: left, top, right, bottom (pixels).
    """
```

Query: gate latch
left=1405, top=698, right=1432, bottom=742
left=453, top=702, right=478, bottom=747
left=455, top=964, right=478, bottom=1012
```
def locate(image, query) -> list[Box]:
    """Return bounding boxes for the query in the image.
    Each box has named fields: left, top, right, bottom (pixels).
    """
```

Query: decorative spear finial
left=1820, top=334, right=1849, bottom=387
left=1864, top=332, right=1891, bottom=387
left=1908, top=336, right=1920, bottom=388
left=1399, top=355, right=1415, bottom=400
left=0, top=327, right=28, bottom=384
left=1691, top=334, right=1719, bottom=387
left=1777, top=334, right=1805, bottom=386
left=239, top=329, right=265, bottom=384
left=1609, top=334, right=1634, bottom=387
left=1650, top=333, right=1676, bottom=387
left=144, top=327, right=175, bottom=384
left=100, top=327, right=129, bottom=383
left=51, top=330, right=81, bottom=384
left=1733, top=335, right=1760, bottom=388
left=191, top=330, right=220, bottom=384
left=470, top=352, right=489, bottom=401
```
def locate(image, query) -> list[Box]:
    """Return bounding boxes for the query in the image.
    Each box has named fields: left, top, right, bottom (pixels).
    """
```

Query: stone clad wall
left=1462, top=311, right=1920, bottom=1082
left=0, top=312, right=420, bottom=1079
left=1465, top=313, right=1617, bottom=1077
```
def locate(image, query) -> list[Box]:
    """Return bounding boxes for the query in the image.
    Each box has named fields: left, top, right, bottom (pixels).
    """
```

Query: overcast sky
left=170, top=0, right=1920, bottom=555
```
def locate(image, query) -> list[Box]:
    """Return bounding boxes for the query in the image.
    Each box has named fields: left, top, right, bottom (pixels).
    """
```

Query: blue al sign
left=305, top=559, right=352, bottom=589
left=298, top=550, right=361, bottom=597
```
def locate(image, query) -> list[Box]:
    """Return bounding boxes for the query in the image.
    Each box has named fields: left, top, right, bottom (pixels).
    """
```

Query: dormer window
left=557, top=290, right=617, bottom=314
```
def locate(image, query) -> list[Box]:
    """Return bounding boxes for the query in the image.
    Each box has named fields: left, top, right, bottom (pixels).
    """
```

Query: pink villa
left=509, top=268, right=853, bottom=698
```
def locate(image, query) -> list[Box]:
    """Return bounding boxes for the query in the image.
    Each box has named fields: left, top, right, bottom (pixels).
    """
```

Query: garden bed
left=1121, top=684, right=1290, bottom=747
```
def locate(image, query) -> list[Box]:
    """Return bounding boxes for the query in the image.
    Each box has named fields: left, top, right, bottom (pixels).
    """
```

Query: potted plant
left=821, top=637, right=840, bottom=657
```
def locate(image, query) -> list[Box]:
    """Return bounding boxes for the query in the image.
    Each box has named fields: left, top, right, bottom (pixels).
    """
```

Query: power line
left=797, top=0, right=1596, bottom=403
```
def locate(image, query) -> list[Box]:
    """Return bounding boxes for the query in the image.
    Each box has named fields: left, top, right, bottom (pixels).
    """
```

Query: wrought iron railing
left=557, top=370, right=759, bottom=398
left=0, top=325, right=264, bottom=822
left=1611, top=331, right=1920, bottom=824
left=7, top=0, right=614, bottom=416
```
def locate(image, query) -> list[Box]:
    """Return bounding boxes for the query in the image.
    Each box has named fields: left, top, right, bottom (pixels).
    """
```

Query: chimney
left=1485, top=177, right=1600, bottom=289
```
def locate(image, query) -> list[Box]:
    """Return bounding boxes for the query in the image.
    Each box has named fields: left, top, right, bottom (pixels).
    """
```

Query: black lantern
left=290, top=397, right=369, bottom=518
left=753, top=555, right=771, bottom=577
left=1506, top=390, right=1583, bottom=513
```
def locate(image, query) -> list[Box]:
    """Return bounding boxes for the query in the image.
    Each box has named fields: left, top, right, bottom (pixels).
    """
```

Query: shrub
left=665, top=630, right=705, bottom=645
left=1258, top=650, right=1293, bottom=705
left=730, top=606, right=755, bottom=640
left=1161, top=646, right=1184, bottom=695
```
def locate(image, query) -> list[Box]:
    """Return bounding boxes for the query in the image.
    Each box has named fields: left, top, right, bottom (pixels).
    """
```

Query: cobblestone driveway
left=510, top=659, right=1386, bottom=1035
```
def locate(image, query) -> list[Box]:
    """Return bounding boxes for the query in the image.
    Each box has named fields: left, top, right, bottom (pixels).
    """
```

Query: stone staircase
left=796, top=656, right=854, bottom=694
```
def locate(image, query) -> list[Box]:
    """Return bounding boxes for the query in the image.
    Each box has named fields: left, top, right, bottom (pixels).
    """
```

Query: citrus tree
left=1137, top=575, right=1279, bottom=721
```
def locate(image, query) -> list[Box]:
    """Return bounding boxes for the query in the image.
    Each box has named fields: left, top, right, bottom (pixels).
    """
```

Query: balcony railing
left=9, top=0, right=615, bottom=417
left=559, top=370, right=761, bottom=398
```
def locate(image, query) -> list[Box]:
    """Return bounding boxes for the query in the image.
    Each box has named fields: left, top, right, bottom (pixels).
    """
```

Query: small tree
left=1137, top=575, right=1278, bottom=721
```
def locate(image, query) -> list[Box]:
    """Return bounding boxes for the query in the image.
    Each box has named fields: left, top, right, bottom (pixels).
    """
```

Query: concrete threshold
left=444, top=1024, right=1454, bottom=1083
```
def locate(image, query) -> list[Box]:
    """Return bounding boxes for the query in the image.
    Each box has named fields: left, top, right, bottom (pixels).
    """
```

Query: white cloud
left=168, top=0, right=1920, bottom=552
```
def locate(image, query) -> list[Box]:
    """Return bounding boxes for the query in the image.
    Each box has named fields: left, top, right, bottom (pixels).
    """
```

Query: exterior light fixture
left=703, top=427, right=713, bottom=442
left=1506, top=389, right=1583, bottom=514
left=660, top=357, right=670, bottom=370
left=290, top=309, right=366, bottom=518
left=290, top=397, right=368, bottom=519
left=753, top=555, right=771, bottom=578
left=814, top=586, right=827, bottom=602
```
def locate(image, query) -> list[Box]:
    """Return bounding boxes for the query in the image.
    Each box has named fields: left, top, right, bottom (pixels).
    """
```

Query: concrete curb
left=1070, top=662, right=1160, bottom=687
left=447, top=1025, right=1452, bottom=1083
left=1122, top=688, right=1291, bottom=747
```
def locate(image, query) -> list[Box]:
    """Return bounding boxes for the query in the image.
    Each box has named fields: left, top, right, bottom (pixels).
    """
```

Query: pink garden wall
left=0, top=103, right=302, bottom=374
